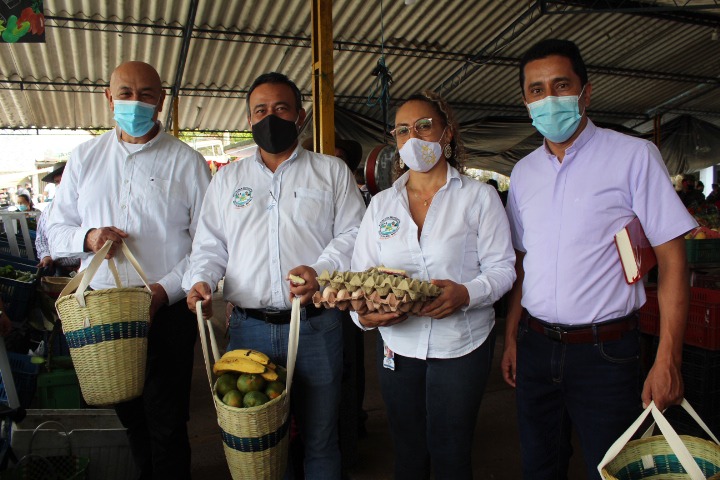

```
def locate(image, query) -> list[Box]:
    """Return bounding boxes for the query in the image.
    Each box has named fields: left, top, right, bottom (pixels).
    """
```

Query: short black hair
left=519, top=39, right=588, bottom=94
left=246, top=72, right=303, bottom=116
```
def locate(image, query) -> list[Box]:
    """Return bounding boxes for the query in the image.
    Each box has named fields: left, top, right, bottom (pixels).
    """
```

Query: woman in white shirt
left=351, top=91, right=516, bottom=480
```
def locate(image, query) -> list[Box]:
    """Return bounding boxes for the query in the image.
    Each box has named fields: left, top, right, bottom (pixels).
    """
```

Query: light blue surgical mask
left=113, top=99, right=158, bottom=138
left=17, top=205, right=28, bottom=212
left=526, top=86, right=586, bottom=143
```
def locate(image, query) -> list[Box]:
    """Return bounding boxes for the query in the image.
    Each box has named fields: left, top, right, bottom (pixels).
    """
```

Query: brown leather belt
left=524, top=311, right=638, bottom=344
left=237, top=305, right=322, bottom=325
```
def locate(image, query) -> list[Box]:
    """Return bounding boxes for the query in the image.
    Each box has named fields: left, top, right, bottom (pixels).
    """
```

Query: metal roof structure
left=1, top=0, right=720, bottom=172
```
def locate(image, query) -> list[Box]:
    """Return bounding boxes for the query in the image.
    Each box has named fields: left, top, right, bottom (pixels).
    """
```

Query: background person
left=501, top=39, right=696, bottom=480
left=350, top=90, right=516, bottom=480
left=186, top=72, right=365, bottom=478
left=48, top=60, right=210, bottom=480
left=15, top=193, right=35, bottom=212
left=35, top=162, right=80, bottom=273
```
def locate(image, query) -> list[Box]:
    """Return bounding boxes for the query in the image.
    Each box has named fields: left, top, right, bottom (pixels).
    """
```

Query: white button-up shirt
left=47, top=127, right=211, bottom=305
left=506, top=120, right=697, bottom=325
left=350, top=167, right=516, bottom=360
left=182, top=145, right=365, bottom=309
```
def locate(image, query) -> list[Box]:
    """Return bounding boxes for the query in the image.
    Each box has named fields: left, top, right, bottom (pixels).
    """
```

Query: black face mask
left=251, top=114, right=299, bottom=154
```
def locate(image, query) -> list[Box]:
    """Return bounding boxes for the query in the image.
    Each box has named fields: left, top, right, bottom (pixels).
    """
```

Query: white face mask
left=398, top=137, right=443, bottom=173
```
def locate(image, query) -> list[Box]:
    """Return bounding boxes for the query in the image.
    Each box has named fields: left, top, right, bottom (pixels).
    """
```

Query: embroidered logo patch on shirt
left=379, top=216, right=400, bottom=239
left=232, top=187, right=253, bottom=208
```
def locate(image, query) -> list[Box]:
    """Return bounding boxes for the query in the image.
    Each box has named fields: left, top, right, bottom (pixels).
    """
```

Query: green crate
left=36, top=363, right=83, bottom=409
left=685, top=239, right=720, bottom=264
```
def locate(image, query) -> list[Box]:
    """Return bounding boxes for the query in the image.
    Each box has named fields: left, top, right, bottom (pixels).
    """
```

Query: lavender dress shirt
left=506, top=120, right=696, bottom=326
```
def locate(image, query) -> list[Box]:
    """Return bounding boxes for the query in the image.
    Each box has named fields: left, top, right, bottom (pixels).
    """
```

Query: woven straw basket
left=40, top=276, right=73, bottom=298
left=196, top=298, right=300, bottom=480
left=55, top=240, right=152, bottom=406
left=599, top=399, right=720, bottom=480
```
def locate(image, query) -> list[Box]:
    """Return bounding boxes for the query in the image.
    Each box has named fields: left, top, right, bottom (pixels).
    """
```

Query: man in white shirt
left=185, top=72, right=365, bottom=478
left=48, top=61, right=211, bottom=480
left=43, top=181, right=56, bottom=202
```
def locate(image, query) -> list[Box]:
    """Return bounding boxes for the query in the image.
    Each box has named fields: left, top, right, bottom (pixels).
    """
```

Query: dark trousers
left=515, top=322, right=642, bottom=480
left=377, top=330, right=496, bottom=480
left=114, top=300, right=197, bottom=480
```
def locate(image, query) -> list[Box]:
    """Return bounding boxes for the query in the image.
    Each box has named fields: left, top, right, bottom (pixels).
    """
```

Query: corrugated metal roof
left=1, top=0, right=719, bottom=136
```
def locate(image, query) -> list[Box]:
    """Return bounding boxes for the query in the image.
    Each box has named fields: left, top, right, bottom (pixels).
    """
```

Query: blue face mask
left=17, top=205, right=28, bottom=212
left=113, top=99, right=158, bottom=138
left=527, top=86, right=586, bottom=143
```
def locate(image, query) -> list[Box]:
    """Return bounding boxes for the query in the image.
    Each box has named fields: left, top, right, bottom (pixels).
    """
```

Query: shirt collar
left=253, top=143, right=302, bottom=171
left=542, top=118, right=597, bottom=160
left=391, top=164, right=463, bottom=194
left=114, top=122, right=164, bottom=149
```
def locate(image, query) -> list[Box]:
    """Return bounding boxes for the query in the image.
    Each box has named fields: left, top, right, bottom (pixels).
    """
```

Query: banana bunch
left=213, top=349, right=279, bottom=382
left=312, top=266, right=442, bottom=314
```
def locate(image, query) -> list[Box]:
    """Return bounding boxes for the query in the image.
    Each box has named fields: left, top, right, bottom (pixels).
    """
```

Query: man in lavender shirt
left=501, top=39, right=697, bottom=480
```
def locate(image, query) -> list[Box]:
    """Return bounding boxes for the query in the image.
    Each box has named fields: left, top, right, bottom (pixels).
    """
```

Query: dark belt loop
left=592, top=323, right=599, bottom=346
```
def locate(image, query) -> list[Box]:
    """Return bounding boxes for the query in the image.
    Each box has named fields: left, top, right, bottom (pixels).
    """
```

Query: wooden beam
left=311, top=0, right=335, bottom=155
left=173, top=96, right=180, bottom=137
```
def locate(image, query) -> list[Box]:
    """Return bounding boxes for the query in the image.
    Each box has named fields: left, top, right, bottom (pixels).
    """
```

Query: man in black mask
left=185, top=72, right=365, bottom=478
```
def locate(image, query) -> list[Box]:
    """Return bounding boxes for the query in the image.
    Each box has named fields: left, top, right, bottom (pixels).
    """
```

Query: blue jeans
left=377, top=330, right=496, bottom=480
left=228, top=307, right=343, bottom=480
left=515, top=321, right=642, bottom=480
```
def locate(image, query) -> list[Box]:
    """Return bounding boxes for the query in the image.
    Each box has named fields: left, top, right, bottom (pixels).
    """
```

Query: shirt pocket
left=293, top=187, right=333, bottom=231
left=571, top=193, right=626, bottom=245
left=146, top=177, right=172, bottom=198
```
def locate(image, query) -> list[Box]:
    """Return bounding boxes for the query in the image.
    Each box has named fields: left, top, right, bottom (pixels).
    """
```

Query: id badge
left=383, top=342, right=395, bottom=371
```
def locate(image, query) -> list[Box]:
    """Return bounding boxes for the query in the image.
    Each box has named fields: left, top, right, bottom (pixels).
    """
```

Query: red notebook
left=614, top=217, right=657, bottom=284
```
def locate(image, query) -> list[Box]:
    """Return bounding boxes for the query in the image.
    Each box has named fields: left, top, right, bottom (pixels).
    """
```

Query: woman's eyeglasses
left=391, top=117, right=434, bottom=140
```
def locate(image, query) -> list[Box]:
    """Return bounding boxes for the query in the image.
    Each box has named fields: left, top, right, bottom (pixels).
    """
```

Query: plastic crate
left=0, top=275, right=35, bottom=323
left=36, top=365, right=83, bottom=409
left=0, top=240, right=29, bottom=258
left=0, top=352, right=40, bottom=408
left=686, top=238, right=720, bottom=264
left=686, top=288, right=720, bottom=350
left=11, top=409, right=136, bottom=480
left=645, top=343, right=720, bottom=439
left=641, top=287, right=720, bottom=350
left=638, top=288, right=660, bottom=336
left=0, top=253, right=37, bottom=271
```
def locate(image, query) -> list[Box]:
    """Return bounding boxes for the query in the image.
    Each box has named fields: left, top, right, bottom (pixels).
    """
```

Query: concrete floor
left=187, top=293, right=588, bottom=479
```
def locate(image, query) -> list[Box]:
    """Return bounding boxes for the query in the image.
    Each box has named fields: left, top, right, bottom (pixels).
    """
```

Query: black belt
left=235, top=305, right=322, bottom=325
left=522, top=310, right=638, bottom=344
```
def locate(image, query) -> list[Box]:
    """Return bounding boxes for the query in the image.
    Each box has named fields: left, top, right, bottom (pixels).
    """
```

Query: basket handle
left=195, top=298, right=301, bottom=398
left=27, top=420, right=72, bottom=457
left=597, top=399, right=710, bottom=479
left=195, top=301, right=216, bottom=395
left=640, top=398, right=720, bottom=444
left=57, top=240, right=152, bottom=308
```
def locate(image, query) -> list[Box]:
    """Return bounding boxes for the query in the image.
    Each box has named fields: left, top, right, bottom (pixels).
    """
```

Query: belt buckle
left=543, top=326, right=564, bottom=342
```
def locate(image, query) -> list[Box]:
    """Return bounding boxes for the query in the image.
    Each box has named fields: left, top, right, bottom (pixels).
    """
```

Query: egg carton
left=312, top=268, right=441, bottom=314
